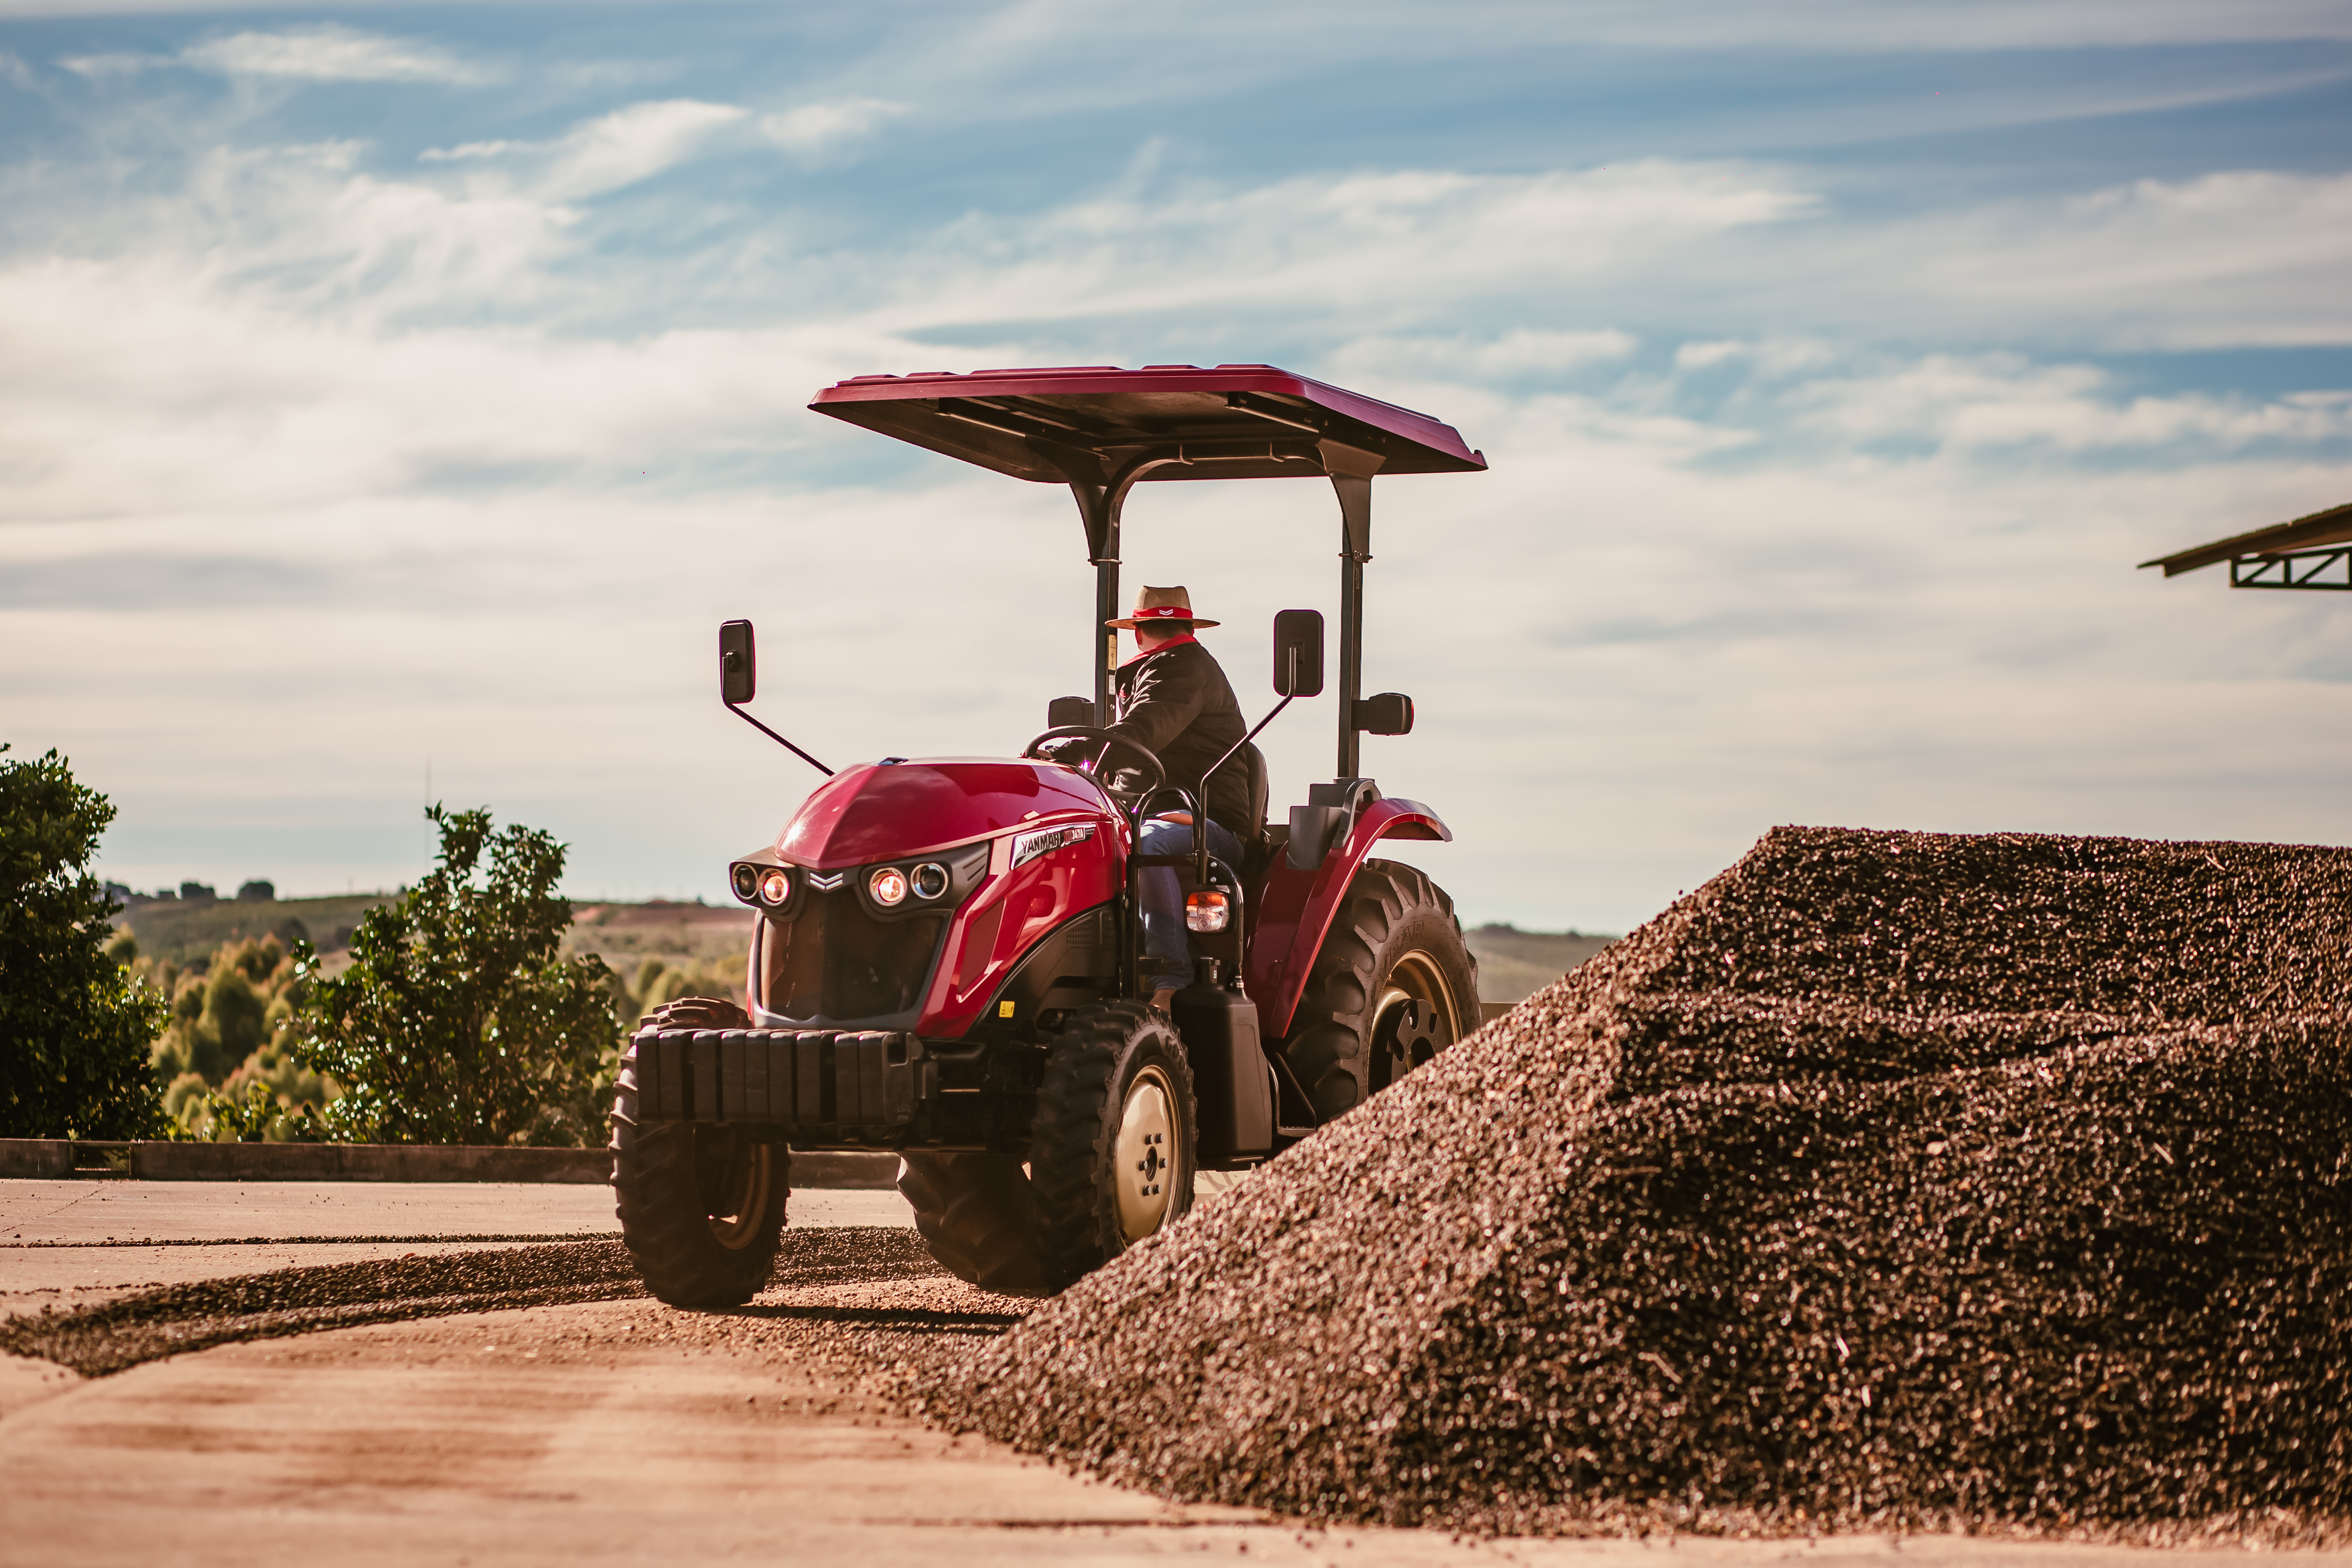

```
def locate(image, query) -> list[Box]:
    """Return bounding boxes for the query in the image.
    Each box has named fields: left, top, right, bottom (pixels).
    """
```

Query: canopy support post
left=1071, top=452, right=1184, bottom=721
left=1072, top=482, right=1120, bottom=719
left=1322, top=441, right=1383, bottom=779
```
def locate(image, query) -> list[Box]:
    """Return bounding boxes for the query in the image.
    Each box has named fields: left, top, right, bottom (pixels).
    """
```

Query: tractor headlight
left=1185, top=890, right=1230, bottom=933
left=731, top=863, right=760, bottom=904
left=757, top=868, right=793, bottom=907
left=911, top=862, right=949, bottom=900
left=869, top=866, right=910, bottom=907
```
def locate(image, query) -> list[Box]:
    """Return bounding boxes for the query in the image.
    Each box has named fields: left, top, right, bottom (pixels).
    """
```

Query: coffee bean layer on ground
left=2, top=1227, right=935, bottom=1376
left=932, top=828, right=2352, bottom=1544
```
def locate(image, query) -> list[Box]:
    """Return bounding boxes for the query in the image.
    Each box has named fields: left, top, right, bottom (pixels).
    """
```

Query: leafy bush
left=134, top=931, right=339, bottom=1141
left=187, top=1078, right=323, bottom=1143
left=618, top=954, right=745, bottom=1028
left=291, top=805, right=617, bottom=1147
left=0, top=745, right=169, bottom=1138
left=144, top=934, right=304, bottom=1084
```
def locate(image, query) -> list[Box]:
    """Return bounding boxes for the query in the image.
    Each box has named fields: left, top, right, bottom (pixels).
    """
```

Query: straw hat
left=1106, top=584, right=1220, bottom=630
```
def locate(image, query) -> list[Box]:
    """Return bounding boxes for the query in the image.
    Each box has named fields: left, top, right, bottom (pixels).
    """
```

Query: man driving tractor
left=1069, top=585, right=1247, bottom=1012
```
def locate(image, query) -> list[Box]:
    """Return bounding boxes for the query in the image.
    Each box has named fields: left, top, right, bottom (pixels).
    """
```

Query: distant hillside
left=116, top=890, right=752, bottom=976
left=562, top=900, right=754, bottom=980
left=114, top=893, right=394, bottom=967
left=1463, top=923, right=1617, bottom=1004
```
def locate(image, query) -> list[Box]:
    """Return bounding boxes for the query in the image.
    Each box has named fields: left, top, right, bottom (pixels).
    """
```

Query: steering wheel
left=1021, top=726, right=1167, bottom=798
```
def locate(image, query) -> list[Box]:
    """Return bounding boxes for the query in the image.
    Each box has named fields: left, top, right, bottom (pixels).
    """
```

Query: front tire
left=896, top=1152, right=1045, bottom=1296
left=611, top=997, right=787, bottom=1309
left=1028, top=1002, right=1198, bottom=1292
left=1279, top=860, right=1479, bottom=1122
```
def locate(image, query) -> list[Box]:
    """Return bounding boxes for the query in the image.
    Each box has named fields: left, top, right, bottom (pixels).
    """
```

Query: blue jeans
left=1135, top=815, right=1246, bottom=994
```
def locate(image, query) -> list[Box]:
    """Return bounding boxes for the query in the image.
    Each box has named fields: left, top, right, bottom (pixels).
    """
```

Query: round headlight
left=910, top=862, right=949, bottom=900
left=869, top=866, right=909, bottom=907
left=731, top=863, right=760, bottom=903
left=757, top=868, right=792, bottom=906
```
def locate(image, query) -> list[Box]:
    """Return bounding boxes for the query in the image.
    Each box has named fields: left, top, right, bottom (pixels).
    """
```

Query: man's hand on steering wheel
left=1021, top=725, right=1167, bottom=797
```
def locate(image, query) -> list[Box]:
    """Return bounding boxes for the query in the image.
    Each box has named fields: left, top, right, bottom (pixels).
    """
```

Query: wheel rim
left=1113, top=1063, right=1179, bottom=1245
left=1369, top=950, right=1462, bottom=1092
left=707, top=1141, right=775, bottom=1251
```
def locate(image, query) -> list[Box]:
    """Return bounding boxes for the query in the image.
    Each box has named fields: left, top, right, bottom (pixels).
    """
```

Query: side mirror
left=1354, top=692, right=1414, bottom=736
left=720, top=619, right=757, bottom=706
left=1047, top=695, right=1096, bottom=728
left=1272, top=609, right=1325, bottom=697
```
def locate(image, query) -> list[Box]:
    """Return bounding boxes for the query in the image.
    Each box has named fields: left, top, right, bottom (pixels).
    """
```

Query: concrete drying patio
left=2, top=1178, right=2343, bottom=1568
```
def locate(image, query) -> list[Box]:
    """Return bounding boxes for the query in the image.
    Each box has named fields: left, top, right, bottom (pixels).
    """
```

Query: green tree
left=293, top=804, right=617, bottom=1146
left=0, top=745, right=169, bottom=1138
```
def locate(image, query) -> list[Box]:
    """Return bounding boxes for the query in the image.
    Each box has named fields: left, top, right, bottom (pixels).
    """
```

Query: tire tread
left=897, top=1152, right=1044, bottom=1296
left=1278, top=860, right=1479, bottom=1122
left=1029, top=1002, right=1195, bottom=1292
left=610, top=997, right=786, bottom=1309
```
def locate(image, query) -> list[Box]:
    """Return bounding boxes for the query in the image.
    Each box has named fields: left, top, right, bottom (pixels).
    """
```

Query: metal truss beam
left=2229, top=549, right=2352, bottom=591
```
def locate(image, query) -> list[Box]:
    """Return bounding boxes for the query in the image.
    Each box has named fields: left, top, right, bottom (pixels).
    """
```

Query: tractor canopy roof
left=809, top=363, right=1486, bottom=486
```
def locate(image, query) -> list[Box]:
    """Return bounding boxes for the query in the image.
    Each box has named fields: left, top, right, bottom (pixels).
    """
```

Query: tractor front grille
left=757, top=895, right=945, bottom=1025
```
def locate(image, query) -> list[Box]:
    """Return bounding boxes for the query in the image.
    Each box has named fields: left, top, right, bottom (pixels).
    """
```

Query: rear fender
left=1248, top=797, right=1450, bottom=1040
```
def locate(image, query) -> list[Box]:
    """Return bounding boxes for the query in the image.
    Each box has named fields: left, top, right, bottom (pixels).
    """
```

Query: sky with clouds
left=2, top=0, right=2349, bottom=930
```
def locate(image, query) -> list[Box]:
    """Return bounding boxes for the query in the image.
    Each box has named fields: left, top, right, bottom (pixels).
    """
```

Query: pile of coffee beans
left=933, top=828, right=2352, bottom=1543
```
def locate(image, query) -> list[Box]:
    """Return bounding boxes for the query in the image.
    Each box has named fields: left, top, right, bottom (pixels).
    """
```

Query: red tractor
left=614, top=364, right=1489, bottom=1302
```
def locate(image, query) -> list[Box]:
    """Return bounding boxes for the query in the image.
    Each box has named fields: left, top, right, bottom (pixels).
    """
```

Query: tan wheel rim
left=1371, top=949, right=1462, bottom=1078
left=1113, top=1064, right=1179, bottom=1244
left=709, top=1142, right=775, bottom=1250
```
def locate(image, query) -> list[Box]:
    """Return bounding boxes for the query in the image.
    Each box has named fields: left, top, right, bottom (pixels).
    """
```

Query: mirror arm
left=1200, top=694, right=1293, bottom=798
left=726, top=702, right=834, bottom=778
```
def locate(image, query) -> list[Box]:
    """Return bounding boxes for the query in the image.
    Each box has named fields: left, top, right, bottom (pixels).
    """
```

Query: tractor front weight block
left=633, top=1026, right=931, bottom=1145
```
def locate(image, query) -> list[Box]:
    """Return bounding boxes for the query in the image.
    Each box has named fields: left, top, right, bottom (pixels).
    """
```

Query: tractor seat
left=1235, top=739, right=1270, bottom=840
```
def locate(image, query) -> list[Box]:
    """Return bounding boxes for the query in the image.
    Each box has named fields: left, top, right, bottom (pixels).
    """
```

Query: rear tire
left=896, top=1152, right=1045, bottom=1296
left=612, top=997, right=787, bottom=1309
left=1279, top=860, right=1479, bottom=1123
left=1028, top=1002, right=1197, bottom=1292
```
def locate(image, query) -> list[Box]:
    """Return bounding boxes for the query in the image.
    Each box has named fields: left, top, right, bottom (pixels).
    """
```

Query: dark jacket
left=1107, top=638, right=1252, bottom=834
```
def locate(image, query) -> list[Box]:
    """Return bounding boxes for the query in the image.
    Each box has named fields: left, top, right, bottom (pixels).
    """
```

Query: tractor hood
left=775, top=758, right=1114, bottom=869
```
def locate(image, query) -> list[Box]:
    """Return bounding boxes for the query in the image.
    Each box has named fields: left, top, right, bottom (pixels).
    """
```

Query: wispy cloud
left=57, top=50, right=162, bottom=78
left=420, top=99, right=748, bottom=201
left=862, top=161, right=1819, bottom=331
left=185, top=25, right=496, bottom=84
left=1325, top=329, right=1643, bottom=389
left=61, top=25, right=496, bottom=86
left=1870, top=171, right=2352, bottom=350
left=760, top=96, right=906, bottom=161
left=538, top=99, right=746, bottom=199
left=1788, top=356, right=2352, bottom=454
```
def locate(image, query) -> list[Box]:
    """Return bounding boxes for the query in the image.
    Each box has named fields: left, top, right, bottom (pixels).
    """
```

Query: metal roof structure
left=809, top=363, right=1487, bottom=486
left=2140, top=500, right=2352, bottom=592
left=809, top=363, right=1488, bottom=778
